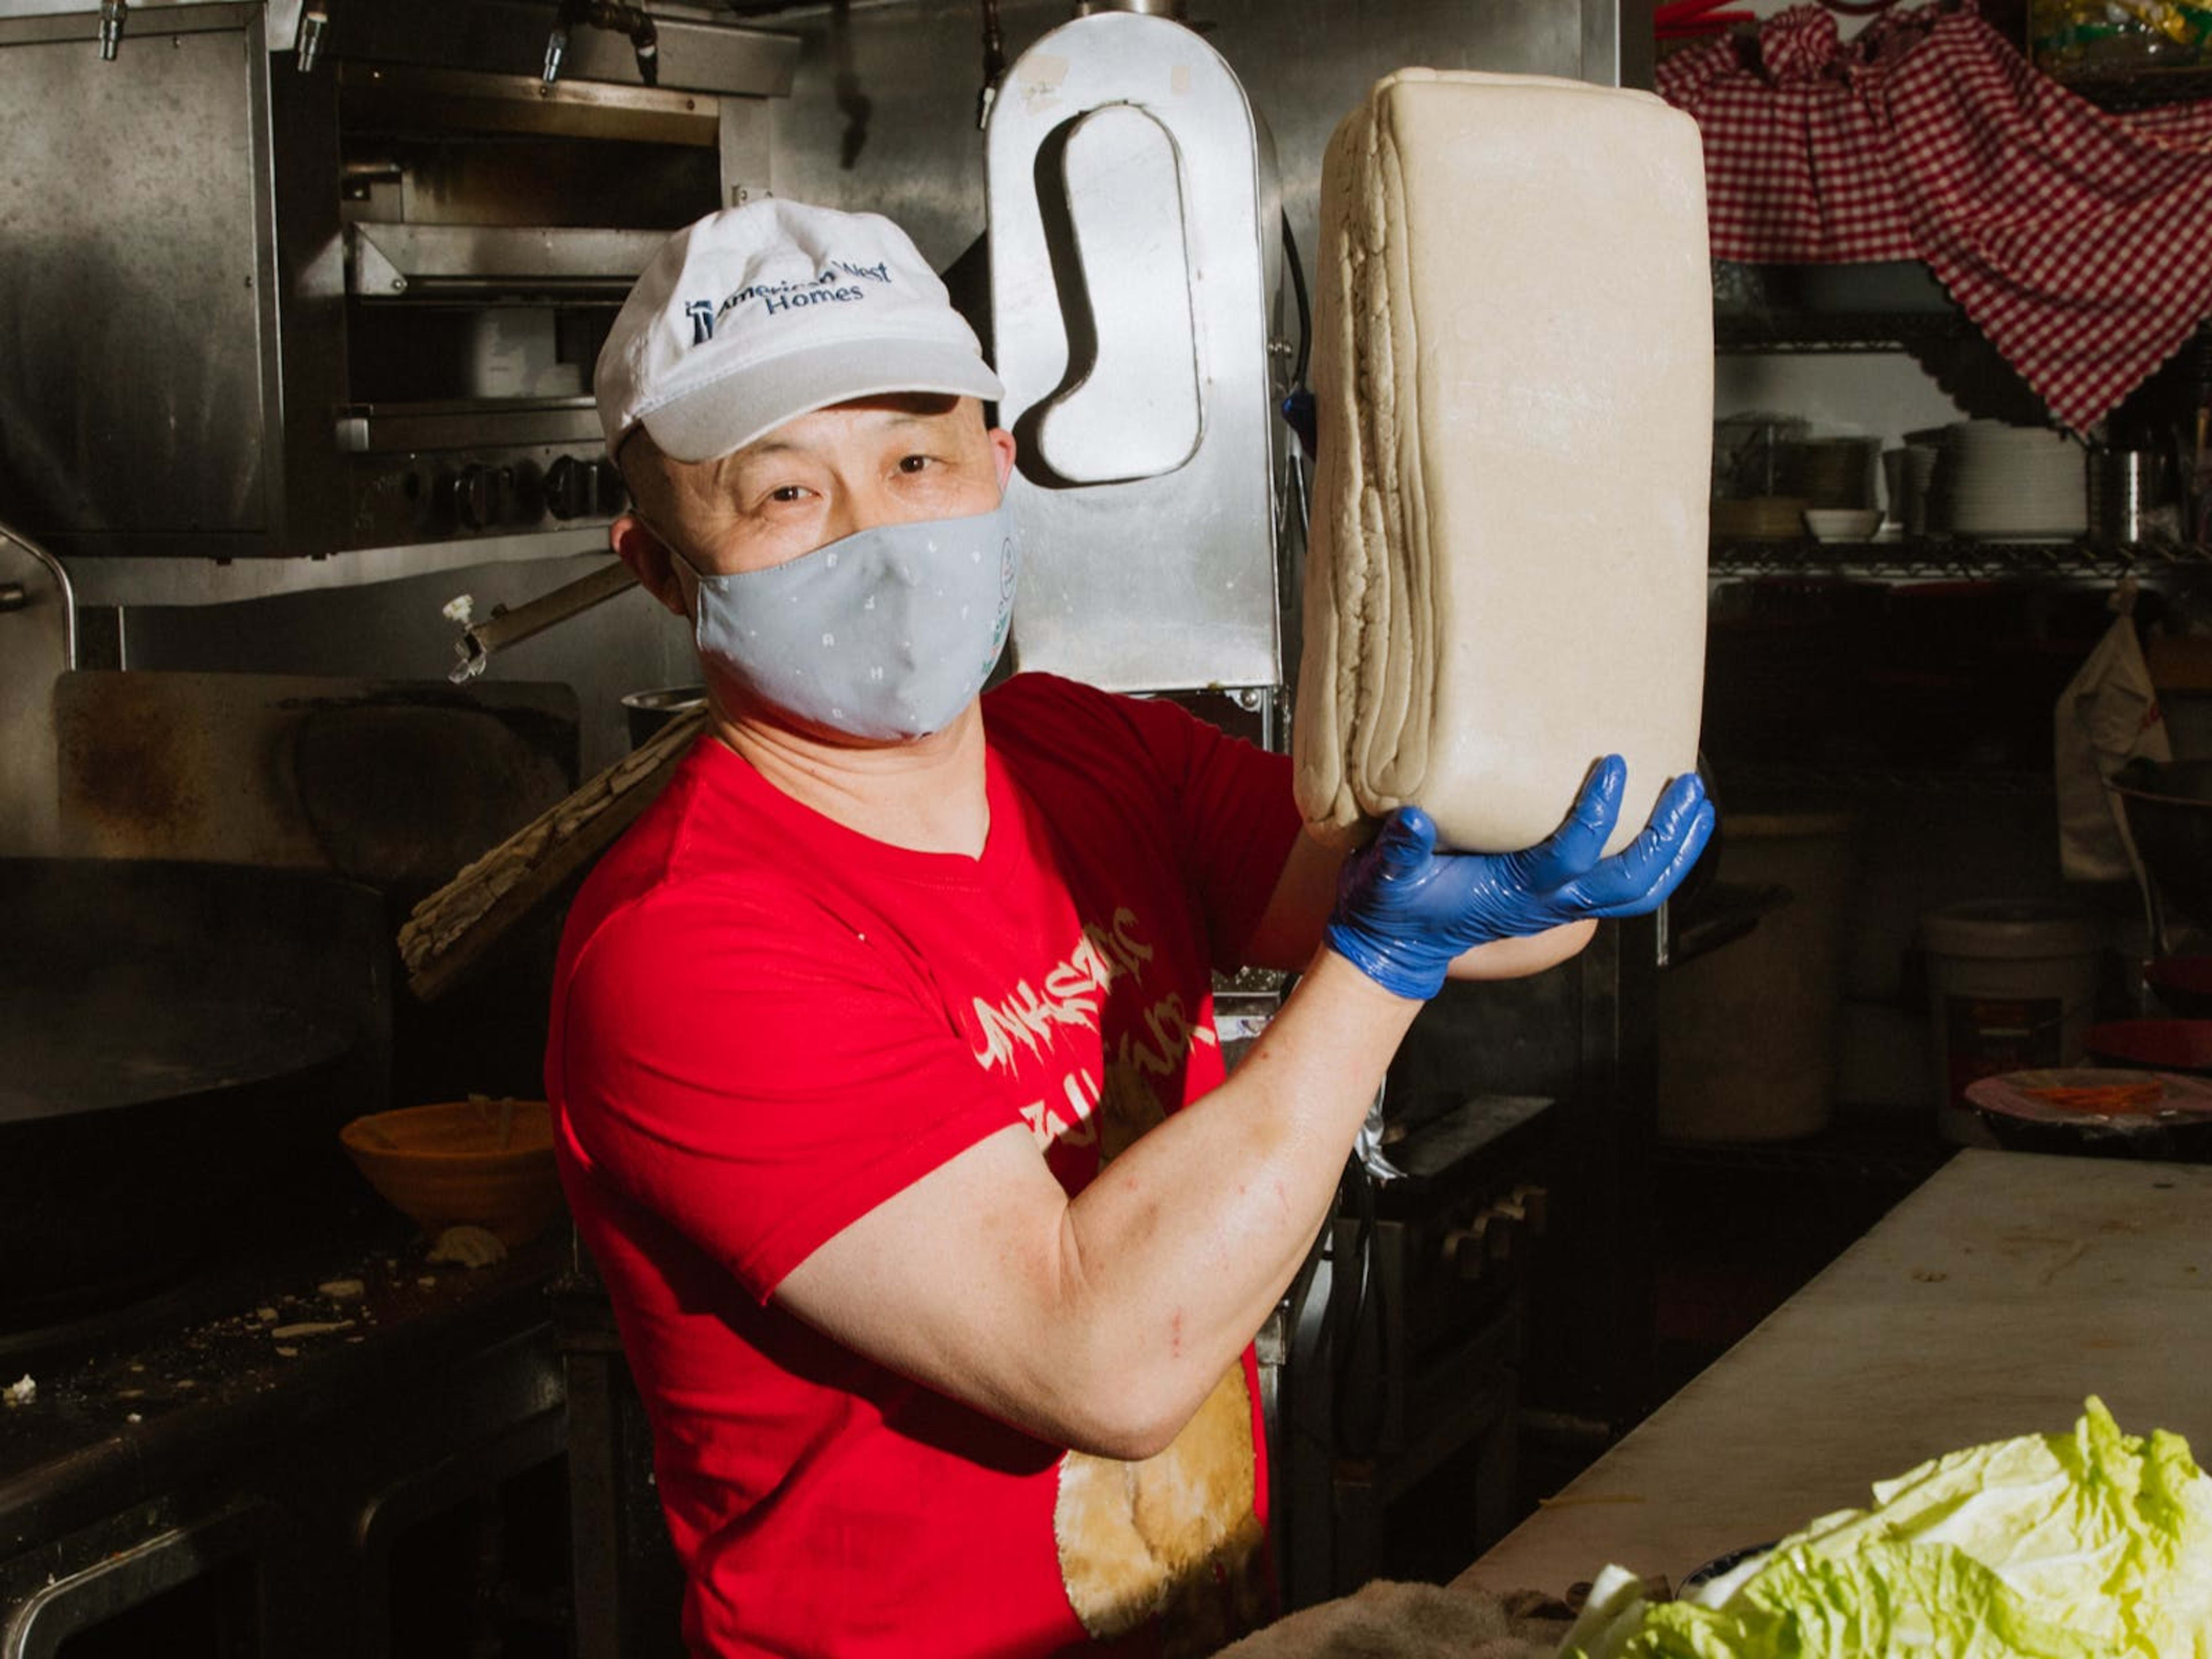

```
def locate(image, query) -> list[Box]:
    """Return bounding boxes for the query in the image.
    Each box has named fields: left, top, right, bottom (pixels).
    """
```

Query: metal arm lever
left=448, top=559, right=639, bottom=684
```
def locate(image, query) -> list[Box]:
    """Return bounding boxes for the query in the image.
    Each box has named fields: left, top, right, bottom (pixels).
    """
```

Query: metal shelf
left=2054, top=64, right=2212, bottom=111
left=1709, top=535, right=2212, bottom=581
left=1716, top=297, right=2212, bottom=357
left=346, top=223, right=664, bottom=300
left=1715, top=310, right=1975, bottom=354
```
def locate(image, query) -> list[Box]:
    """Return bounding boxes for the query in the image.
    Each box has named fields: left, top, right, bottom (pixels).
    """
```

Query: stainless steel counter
left=1456, top=1149, right=2212, bottom=1599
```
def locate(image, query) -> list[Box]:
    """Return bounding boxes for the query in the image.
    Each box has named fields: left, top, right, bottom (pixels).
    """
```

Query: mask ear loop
left=609, top=431, right=705, bottom=623
left=635, top=510, right=704, bottom=623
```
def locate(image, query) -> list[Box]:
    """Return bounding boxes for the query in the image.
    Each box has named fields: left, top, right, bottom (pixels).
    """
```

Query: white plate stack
left=1939, top=421, right=2088, bottom=541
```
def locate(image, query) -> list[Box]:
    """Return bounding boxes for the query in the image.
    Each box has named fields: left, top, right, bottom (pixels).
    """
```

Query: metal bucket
left=619, top=686, right=707, bottom=751
left=2088, top=450, right=2171, bottom=543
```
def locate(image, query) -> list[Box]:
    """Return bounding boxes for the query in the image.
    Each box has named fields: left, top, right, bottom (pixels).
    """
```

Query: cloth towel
left=1659, top=1, right=2212, bottom=432
left=1211, top=1580, right=1569, bottom=1659
left=2054, top=581, right=2170, bottom=883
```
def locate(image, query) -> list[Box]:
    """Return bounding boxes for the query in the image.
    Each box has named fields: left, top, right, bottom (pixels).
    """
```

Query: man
left=548, top=197, right=1712, bottom=1658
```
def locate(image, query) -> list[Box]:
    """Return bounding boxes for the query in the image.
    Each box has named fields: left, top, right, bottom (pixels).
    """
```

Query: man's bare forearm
left=1050, top=948, right=1419, bottom=1452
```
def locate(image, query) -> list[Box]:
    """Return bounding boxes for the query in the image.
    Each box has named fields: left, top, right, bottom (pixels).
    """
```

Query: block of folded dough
left=1293, top=69, right=1711, bottom=855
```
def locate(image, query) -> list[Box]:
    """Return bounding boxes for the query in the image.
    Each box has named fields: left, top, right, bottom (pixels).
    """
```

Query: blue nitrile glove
left=1324, top=757, right=1715, bottom=1000
left=1281, top=389, right=1317, bottom=461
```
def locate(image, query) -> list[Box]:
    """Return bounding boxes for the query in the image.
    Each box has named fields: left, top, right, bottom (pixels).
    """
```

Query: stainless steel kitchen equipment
left=0, top=520, right=74, bottom=858
left=2088, top=447, right=2173, bottom=542
left=984, top=4, right=1294, bottom=696
left=0, top=0, right=797, bottom=570
left=1274, top=1092, right=1559, bottom=1599
left=0, top=1229, right=570, bottom=1659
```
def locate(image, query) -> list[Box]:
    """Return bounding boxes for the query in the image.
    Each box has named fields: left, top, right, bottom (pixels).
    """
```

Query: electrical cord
left=1282, top=210, right=1312, bottom=391
left=976, top=0, right=1007, bottom=128
left=1278, top=210, right=1315, bottom=547
left=1330, top=1147, right=1391, bottom=1460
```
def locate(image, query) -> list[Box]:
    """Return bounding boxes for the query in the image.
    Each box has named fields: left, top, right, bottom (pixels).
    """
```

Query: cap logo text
left=697, top=259, right=897, bottom=334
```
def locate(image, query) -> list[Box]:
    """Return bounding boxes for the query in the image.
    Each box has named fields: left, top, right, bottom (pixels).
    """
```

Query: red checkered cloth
left=1658, top=1, right=2212, bottom=431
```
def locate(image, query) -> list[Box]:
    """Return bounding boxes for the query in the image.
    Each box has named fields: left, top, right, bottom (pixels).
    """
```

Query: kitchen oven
left=0, top=853, right=577, bottom=1657
left=0, top=1224, right=571, bottom=1659
left=0, top=0, right=797, bottom=566
left=1270, top=1090, right=1559, bottom=1601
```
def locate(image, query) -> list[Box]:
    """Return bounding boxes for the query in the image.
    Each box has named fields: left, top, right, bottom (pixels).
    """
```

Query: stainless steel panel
left=334, top=399, right=603, bottom=454
left=562, top=7, right=798, bottom=97
left=264, top=16, right=349, bottom=557
left=1586, top=0, right=1658, bottom=92
left=335, top=61, right=728, bottom=149
left=326, top=0, right=800, bottom=98
left=0, top=17, right=268, bottom=539
left=346, top=224, right=667, bottom=297
left=65, top=528, right=611, bottom=607
left=717, top=95, right=776, bottom=211
left=0, top=1, right=261, bottom=37
left=0, top=0, right=299, bottom=47
left=986, top=10, right=1286, bottom=694
left=0, top=523, right=73, bottom=857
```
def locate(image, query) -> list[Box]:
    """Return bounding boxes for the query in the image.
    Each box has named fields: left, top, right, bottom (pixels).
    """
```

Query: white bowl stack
left=1940, top=421, right=2088, bottom=541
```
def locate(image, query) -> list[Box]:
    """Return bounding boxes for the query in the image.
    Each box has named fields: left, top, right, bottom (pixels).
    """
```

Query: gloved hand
left=1324, top=757, right=1715, bottom=1000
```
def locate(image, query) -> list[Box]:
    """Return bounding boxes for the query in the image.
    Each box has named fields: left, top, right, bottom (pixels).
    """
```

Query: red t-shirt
left=547, top=673, right=1302, bottom=1658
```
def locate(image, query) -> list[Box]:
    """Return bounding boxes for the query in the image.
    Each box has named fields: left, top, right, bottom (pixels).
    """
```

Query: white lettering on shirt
left=969, top=908, right=1157, bottom=1074
left=976, top=907, right=1214, bottom=1156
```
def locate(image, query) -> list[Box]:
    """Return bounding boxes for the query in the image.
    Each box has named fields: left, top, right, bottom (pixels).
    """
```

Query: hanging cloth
left=1660, top=1, right=2212, bottom=430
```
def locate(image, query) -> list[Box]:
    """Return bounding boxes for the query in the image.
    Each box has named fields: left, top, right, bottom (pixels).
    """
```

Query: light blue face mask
left=676, top=502, right=1019, bottom=741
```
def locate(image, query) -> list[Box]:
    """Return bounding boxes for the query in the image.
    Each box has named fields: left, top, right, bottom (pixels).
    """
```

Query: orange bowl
left=339, top=1099, right=563, bottom=1247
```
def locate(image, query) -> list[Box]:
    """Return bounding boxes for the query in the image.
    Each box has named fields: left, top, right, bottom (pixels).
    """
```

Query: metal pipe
left=1073, top=0, right=1187, bottom=16
left=0, top=518, right=77, bottom=669
left=543, top=1, right=661, bottom=89
left=296, top=3, right=330, bottom=72
left=541, top=18, right=571, bottom=86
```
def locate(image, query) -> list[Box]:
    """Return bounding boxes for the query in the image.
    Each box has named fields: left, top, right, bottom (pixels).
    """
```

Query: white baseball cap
left=594, top=198, right=1005, bottom=464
